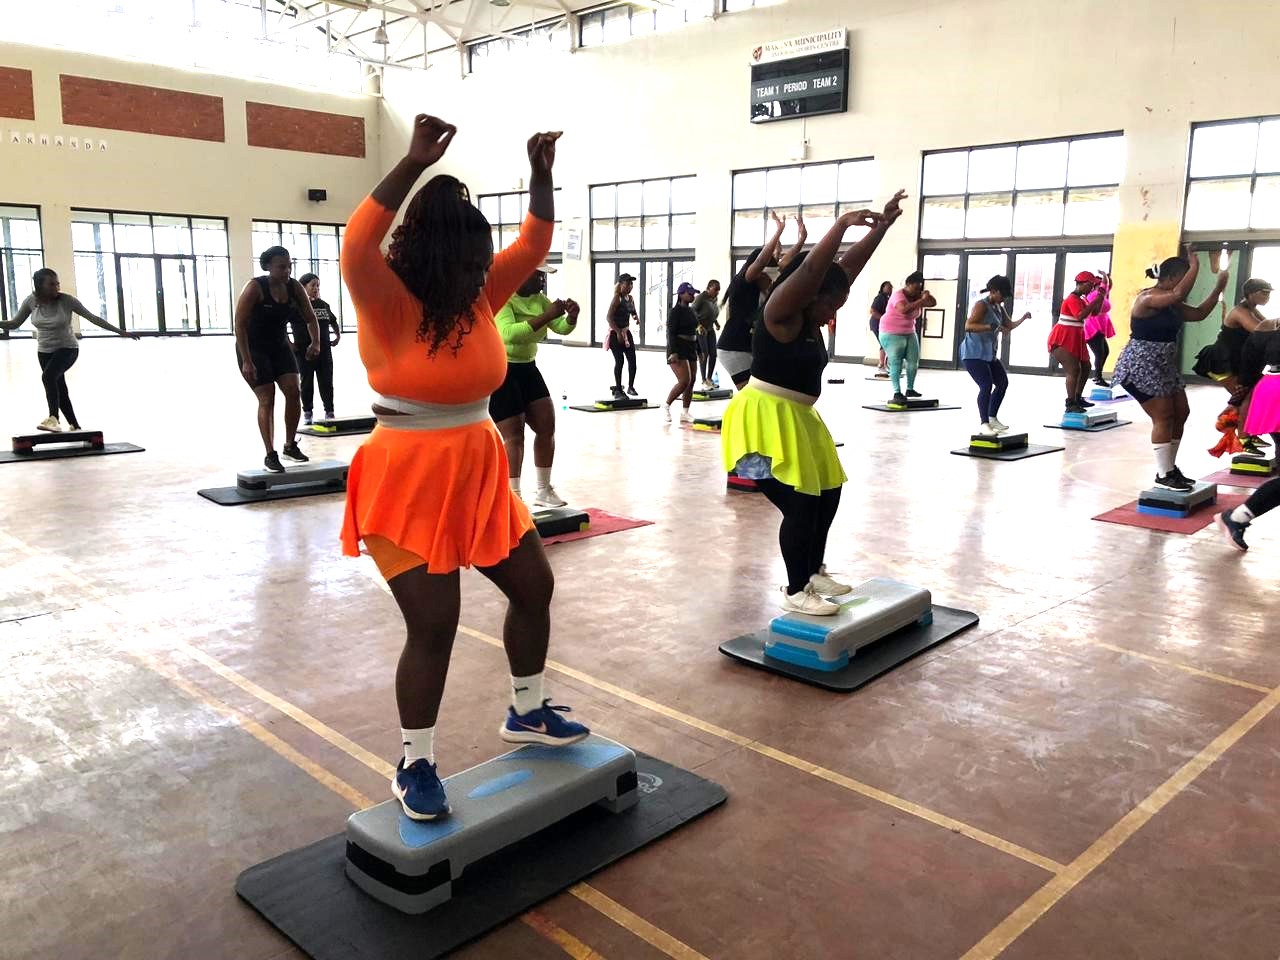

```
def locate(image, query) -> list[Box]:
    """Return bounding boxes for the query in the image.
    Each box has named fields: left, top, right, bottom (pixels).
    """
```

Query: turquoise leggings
left=878, top=333, right=920, bottom=393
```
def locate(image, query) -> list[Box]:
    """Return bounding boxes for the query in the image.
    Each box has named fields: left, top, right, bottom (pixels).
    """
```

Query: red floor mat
left=1199, top=469, right=1274, bottom=490
left=541, top=509, right=654, bottom=545
left=1093, top=493, right=1247, bottom=534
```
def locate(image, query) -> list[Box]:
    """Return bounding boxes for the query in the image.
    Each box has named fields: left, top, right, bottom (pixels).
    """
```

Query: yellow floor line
left=569, top=885, right=711, bottom=960
left=521, top=911, right=609, bottom=960
left=959, top=683, right=1280, bottom=959
left=1083, top=640, right=1272, bottom=694
left=456, top=625, right=1067, bottom=876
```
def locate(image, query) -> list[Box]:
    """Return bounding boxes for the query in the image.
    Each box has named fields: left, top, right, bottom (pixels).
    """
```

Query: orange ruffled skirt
left=341, top=420, right=533, bottom=574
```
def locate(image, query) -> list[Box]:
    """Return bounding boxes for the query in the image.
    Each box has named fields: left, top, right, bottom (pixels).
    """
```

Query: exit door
left=115, top=253, right=202, bottom=334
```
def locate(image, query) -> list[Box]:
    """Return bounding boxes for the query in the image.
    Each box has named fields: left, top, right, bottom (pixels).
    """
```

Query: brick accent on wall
left=59, top=75, right=225, bottom=142
left=0, top=67, right=36, bottom=120
left=245, top=102, right=365, bottom=158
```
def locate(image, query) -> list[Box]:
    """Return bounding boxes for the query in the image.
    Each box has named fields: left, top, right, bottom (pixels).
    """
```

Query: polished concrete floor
left=1, top=335, right=1277, bottom=960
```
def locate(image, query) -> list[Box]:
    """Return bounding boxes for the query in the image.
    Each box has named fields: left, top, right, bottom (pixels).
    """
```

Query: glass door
left=159, top=256, right=200, bottom=333
left=116, top=254, right=160, bottom=333
left=955, top=252, right=1009, bottom=366
left=641, top=260, right=669, bottom=348
left=1007, top=252, right=1058, bottom=371
left=1248, top=244, right=1280, bottom=286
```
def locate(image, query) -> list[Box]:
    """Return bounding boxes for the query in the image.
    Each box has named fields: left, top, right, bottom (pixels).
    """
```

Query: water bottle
left=712, top=372, right=719, bottom=389
left=561, top=392, right=567, bottom=411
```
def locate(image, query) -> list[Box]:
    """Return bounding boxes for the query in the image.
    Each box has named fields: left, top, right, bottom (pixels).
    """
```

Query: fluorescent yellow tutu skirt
left=721, top=385, right=846, bottom=495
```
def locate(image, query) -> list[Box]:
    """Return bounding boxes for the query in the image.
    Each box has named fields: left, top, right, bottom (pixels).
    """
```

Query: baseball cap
left=535, top=262, right=557, bottom=274
left=1074, top=271, right=1098, bottom=284
left=617, top=273, right=637, bottom=283
left=981, top=275, right=1013, bottom=296
left=1243, top=278, right=1274, bottom=296
left=676, top=281, right=699, bottom=297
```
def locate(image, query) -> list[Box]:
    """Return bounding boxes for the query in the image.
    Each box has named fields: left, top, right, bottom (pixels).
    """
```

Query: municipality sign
left=750, top=29, right=847, bottom=66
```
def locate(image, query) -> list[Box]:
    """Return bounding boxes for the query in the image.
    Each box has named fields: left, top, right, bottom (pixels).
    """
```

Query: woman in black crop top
left=663, top=282, right=701, bottom=423
left=605, top=274, right=639, bottom=398
left=234, top=245, right=322, bottom=473
left=1113, top=246, right=1229, bottom=492
left=720, top=190, right=906, bottom=617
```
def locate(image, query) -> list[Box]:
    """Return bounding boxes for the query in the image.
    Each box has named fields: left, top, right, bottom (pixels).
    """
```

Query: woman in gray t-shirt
left=0, top=267, right=135, bottom=432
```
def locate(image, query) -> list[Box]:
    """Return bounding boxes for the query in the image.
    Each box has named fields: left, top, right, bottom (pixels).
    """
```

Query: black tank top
left=1216, top=321, right=1251, bottom=370
left=1130, top=299, right=1182, bottom=343
left=750, top=318, right=827, bottom=397
left=610, top=296, right=635, bottom=329
left=251, top=276, right=298, bottom=347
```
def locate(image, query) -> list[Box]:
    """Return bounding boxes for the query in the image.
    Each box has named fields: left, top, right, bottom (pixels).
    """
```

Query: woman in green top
left=489, top=263, right=579, bottom=507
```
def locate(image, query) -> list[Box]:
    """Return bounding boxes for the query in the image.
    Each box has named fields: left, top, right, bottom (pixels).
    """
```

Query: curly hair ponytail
left=386, top=175, right=494, bottom=357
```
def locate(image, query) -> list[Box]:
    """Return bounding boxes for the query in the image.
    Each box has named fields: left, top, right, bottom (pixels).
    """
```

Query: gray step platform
left=1089, top=384, right=1128, bottom=402
left=532, top=505, right=589, bottom=537
left=345, top=735, right=638, bottom=914
left=1231, top=453, right=1276, bottom=476
left=1047, top=410, right=1125, bottom=432
left=569, top=397, right=653, bottom=413
left=298, top=416, right=376, bottom=438
left=198, top=459, right=348, bottom=505
left=235, top=752, right=724, bottom=960
left=764, top=579, right=932, bottom=672
left=1136, top=481, right=1217, bottom=518
left=863, top=401, right=960, bottom=413
left=721, top=603, right=980, bottom=692
left=691, top=388, right=732, bottom=401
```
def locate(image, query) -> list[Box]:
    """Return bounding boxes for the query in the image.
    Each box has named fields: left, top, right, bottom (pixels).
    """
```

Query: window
left=591, top=176, right=697, bottom=346
left=251, top=220, right=352, bottom=331
left=578, top=3, right=702, bottom=48
left=477, top=189, right=566, bottom=305
left=71, top=210, right=231, bottom=335
left=467, top=20, right=571, bottom=74
left=1184, top=117, right=1280, bottom=233
left=0, top=205, right=43, bottom=333
left=732, top=158, right=877, bottom=358
left=920, top=133, right=1125, bottom=241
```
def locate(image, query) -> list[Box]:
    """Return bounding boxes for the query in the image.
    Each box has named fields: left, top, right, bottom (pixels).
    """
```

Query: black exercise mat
left=198, top=482, right=346, bottom=506
left=861, top=404, right=960, bottom=413
left=235, top=753, right=725, bottom=960
left=297, top=425, right=373, bottom=438
left=0, top=442, right=143, bottom=464
left=1042, top=419, right=1132, bottom=432
left=568, top=404, right=656, bottom=413
left=719, top=605, right=979, bottom=692
left=950, top=443, right=1064, bottom=461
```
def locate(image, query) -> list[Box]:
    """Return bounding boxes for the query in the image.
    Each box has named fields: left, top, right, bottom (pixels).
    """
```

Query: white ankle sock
left=511, top=672, right=544, bottom=715
left=509, top=475, right=521, bottom=495
left=1153, top=442, right=1175, bottom=475
left=1231, top=504, right=1255, bottom=524
left=401, top=726, right=435, bottom=765
left=535, top=466, right=552, bottom=490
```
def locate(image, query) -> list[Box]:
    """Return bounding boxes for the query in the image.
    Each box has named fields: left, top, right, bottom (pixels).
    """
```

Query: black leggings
left=1245, top=475, right=1280, bottom=520
left=756, top=477, right=842, bottom=595
left=38, top=348, right=80, bottom=426
left=297, top=349, right=334, bottom=414
left=962, top=358, right=1008, bottom=423
left=609, top=331, right=636, bottom=389
left=697, top=332, right=717, bottom=382
left=1087, top=333, right=1109, bottom=379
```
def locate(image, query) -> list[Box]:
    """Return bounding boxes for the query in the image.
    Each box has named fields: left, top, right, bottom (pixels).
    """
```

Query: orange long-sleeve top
left=340, top=194, right=554, bottom=404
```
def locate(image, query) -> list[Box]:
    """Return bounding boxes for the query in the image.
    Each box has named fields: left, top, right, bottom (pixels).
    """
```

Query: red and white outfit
left=1048, top=292, right=1090, bottom=363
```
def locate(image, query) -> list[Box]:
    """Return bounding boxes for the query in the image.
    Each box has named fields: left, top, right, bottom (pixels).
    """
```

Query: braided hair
left=386, top=175, right=494, bottom=358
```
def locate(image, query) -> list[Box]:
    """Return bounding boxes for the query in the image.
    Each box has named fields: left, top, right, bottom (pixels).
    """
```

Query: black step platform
left=3, top=431, right=143, bottom=463
left=720, top=604, right=979, bottom=692
left=691, top=388, right=732, bottom=401
left=569, top=397, right=653, bottom=413
left=532, top=506, right=589, bottom=537
left=235, top=752, right=725, bottom=960
left=863, top=401, right=959, bottom=413
left=1230, top=453, right=1277, bottom=476
left=950, top=432, right=1065, bottom=461
left=298, top=416, right=376, bottom=438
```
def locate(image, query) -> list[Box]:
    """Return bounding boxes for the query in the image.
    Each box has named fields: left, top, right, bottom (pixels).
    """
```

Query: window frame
left=917, top=130, right=1126, bottom=248
left=69, top=207, right=232, bottom=336
left=1183, top=115, right=1280, bottom=240
left=0, top=203, right=43, bottom=335
left=729, top=156, right=878, bottom=255
left=250, top=218, right=352, bottom=331
left=577, top=2, right=694, bottom=48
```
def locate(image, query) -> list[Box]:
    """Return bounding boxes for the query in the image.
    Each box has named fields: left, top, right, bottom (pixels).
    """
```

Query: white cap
left=535, top=262, right=558, bottom=274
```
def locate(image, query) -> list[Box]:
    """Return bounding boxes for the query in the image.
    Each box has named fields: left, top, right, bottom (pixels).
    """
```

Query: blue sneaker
left=500, top=700, right=590, bottom=746
left=392, top=757, right=450, bottom=820
left=1216, top=509, right=1250, bottom=552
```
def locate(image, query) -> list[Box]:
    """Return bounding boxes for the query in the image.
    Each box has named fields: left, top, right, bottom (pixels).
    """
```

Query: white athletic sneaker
left=37, top=416, right=60, bottom=433
left=780, top=584, right=840, bottom=616
left=810, top=567, right=852, bottom=596
left=533, top=486, right=566, bottom=508
left=680, top=409, right=695, bottom=424
left=976, top=422, right=998, bottom=436
left=988, top=416, right=1009, bottom=434
left=662, top=403, right=672, bottom=422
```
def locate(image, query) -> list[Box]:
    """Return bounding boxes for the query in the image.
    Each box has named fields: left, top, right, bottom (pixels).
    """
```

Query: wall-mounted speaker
left=307, top=188, right=327, bottom=202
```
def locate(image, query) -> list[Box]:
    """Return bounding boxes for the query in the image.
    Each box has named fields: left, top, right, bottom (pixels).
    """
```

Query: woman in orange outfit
left=340, top=115, right=588, bottom=822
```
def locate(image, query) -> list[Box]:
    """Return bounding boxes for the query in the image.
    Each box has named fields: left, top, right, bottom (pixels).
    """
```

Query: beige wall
left=0, top=41, right=381, bottom=306
left=382, top=0, right=1280, bottom=363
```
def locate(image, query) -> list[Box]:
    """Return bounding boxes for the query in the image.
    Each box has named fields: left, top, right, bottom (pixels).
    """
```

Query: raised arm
left=1180, top=269, right=1230, bottom=323
left=1135, top=245, right=1200, bottom=314
left=778, top=213, right=808, bottom=271
left=746, top=214, right=786, bottom=284
left=839, top=189, right=907, bottom=283
left=372, top=114, right=455, bottom=212
left=765, top=208, right=884, bottom=331
left=485, top=132, right=559, bottom=309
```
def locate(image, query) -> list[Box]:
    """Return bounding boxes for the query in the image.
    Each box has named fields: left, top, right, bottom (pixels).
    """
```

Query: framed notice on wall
left=923, top=308, right=946, bottom=339
left=749, top=29, right=849, bottom=125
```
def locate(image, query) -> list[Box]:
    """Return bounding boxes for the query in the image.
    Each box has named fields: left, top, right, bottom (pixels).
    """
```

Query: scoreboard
left=749, top=29, right=850, bottom=125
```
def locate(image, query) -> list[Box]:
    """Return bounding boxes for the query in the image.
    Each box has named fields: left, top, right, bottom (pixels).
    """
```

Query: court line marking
left=0, top=531, right=692, bottom=960
left=522, top=910, right=609, bottom=960
left=1082, top=640, right=1272, bottom=694
left=959, top=682, right=1280, bottom=959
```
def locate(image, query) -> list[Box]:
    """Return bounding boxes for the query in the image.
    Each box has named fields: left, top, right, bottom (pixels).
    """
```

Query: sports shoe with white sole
left=500, top=700, right=590, bottom=746
left=809, top=568, right=852, bottom=596
left=392, top=757, right=450, bottom=820
left=780, top=584, right=840, bottom=616
left=988, top=416, right=1010, bottom=433
left=533, top=486, right=566, bottom=508
left=680, top=409, right=694, bottom=423
left=1216, top=509, right=1250, bottom=552
left=976, top=422, right=998, bottom=436
left=37, top=416, right=60, bottom=432
left=662, top=403, right=672, bottom=422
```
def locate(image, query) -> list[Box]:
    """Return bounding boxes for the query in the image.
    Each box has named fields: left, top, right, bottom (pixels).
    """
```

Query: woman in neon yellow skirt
left=722, top=190, right=906, bottom=616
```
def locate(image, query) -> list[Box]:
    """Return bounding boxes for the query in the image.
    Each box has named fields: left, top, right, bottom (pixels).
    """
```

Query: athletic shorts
left=488, top=360, right=551, bottom=423
left=1047, top=323, right=1089, bottom=365
left=237, top=338, right=298, bottom=387
left=720, top=349, right=753, bottom=380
